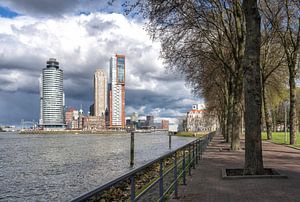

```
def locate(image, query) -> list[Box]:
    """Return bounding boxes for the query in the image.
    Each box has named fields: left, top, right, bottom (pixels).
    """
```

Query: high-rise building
left=40, top=58, right=65, bottom=130
left=108, top=54, right=126, bottom=129
left=89, top=103, right=94, bottom=116
left=39, top=74, right=43, bottom=125
left=146, top=115, right=154, bottom=127
left=94, top=69, right=107, bottom=117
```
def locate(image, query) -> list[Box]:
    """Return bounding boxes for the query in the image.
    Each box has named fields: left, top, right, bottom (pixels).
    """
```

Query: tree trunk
left=262, top=84, right=272, bottom=140
left=231, top=77, right=242, bottom=151
left=271, top=108, right=277, bottom=132
left=243, top=0, right=264, bottom=175
left=226, top=79, right=234, bottom=143
left=289, top=68, right=297, bottom=145
left=230, top=1, right=244, bottom=151
left=222, top=104, right=227, bottom=140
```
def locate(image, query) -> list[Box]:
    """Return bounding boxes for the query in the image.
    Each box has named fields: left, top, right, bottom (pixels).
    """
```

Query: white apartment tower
left=39, top=74, right=43, bottom=125
left=40, top=58, right=64, bottom=129
left=108, top=54, right=125, bottom=128
left=94, top=69, right=107, bottom=117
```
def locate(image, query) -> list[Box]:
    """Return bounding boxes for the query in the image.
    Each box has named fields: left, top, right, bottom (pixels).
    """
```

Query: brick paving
left=170, top=134, right=300, bottom=202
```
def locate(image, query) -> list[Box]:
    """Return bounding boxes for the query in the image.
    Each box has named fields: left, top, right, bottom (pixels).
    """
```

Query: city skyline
left=0, top=2, right=202, bottom=126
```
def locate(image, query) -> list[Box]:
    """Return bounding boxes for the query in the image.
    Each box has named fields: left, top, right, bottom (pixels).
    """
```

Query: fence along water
left=71, top=132, right=215, bottom=202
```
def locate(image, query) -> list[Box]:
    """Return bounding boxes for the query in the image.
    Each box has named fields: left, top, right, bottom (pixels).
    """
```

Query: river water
left=0, top=131, right=196, bottom=201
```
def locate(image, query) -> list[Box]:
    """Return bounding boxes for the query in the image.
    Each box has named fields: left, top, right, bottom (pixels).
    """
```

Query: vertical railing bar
left=159, top=159, right=164, bottom=202
left=188, top=145, right=191, bottom=176
left=182, top=149, right=186, bottom=185
left=192, top=143, right=195, bottom=169
left=169, top=132, right=172, bottom=149
left=200, top=139, right=203, bottom=160
left=130, top=175, right=135, bottom=202
left=174, top=151, right=178, bottom=199
left=196, top=140, right=198, bottom=164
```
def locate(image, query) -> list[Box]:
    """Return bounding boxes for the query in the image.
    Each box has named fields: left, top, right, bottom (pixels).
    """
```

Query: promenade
left=170, top=134, right=300, bottom=202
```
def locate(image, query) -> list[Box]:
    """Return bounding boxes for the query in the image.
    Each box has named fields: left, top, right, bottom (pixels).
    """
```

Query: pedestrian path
left=170, top=133, right=300, bottom=202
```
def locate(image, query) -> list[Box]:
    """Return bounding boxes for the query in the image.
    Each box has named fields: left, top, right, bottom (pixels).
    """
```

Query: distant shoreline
left=18, top=130, right=128, bottom=135
left=18, top=129, right=168, bottom=135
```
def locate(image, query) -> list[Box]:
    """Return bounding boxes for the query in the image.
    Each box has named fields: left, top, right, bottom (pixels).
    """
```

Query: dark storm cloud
left=0, top=91, right=40, bottom=125
left=85, top=17, right=119, bottom=36
left=0, top=0, right=77, bottom=16
left=125, top=89, right=193, bottom=117
left=0, top=0, right=119, bottom=17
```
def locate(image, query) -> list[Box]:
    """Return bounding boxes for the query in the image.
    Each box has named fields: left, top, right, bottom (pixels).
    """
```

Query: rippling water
left=0, top=131, right=196, bottom=201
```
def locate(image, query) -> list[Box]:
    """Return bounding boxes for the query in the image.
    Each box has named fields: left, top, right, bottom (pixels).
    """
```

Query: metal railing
left=71, top=132, right=215, bottom=202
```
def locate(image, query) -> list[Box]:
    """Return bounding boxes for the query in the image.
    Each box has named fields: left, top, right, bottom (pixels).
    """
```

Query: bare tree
left=124, top=0, right=246, bottom=150
left=263, top=0, right=300, bottom=144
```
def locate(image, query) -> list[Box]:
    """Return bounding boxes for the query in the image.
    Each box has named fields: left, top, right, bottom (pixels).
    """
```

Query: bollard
left=130, top=132, right=134, bottom=167
left=169, top=132, right=172, bottom=149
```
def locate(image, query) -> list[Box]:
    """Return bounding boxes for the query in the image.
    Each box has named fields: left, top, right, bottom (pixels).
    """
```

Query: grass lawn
left=262, top=132, right=300, bottom=149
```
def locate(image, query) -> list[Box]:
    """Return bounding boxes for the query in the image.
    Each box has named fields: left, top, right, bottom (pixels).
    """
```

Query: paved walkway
left=170, top=134, right=300, bottom=202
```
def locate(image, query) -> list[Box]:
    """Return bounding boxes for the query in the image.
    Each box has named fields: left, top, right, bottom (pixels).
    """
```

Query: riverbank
left=176, top=131, right=208, bottom=138
left=19, top=129, right=168, bottom=135
left=18, top=130, right=128, bottom=135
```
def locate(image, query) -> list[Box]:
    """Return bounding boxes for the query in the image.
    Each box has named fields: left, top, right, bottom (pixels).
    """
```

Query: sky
left=0, top=0, right=202, bottom=126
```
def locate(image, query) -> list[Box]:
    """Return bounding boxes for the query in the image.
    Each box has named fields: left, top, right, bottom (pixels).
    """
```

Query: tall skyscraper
left=40, top=58, right=64, bottom=129
left=39, top=74, right=43, bottom=125
left=94, top=69, right=107, bottom=117
left=108, top=54, right=126, bottom=129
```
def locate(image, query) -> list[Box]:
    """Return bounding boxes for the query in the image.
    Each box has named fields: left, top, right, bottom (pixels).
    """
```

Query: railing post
left=200, top=139, right=203, bottom=160
left=169, top=132, right=172, bottom=149
left=130, top=132, right=134, bottom=167
left=182, top=149, right=186, bottom=185
left=192, top=143, right=195, bottom=169
left=159, top=159, right=164, bottom=202
left=173, top=152, right=178, bottom=199
left=196, top=140, right=198, bottom=164
left=130, top=175, right=135, bottom=202
left=188, top=145, right=191, bottom=176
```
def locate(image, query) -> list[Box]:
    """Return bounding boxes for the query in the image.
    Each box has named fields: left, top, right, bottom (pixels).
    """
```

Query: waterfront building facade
left=186, top=104, right=217, bottom=132
left=146, top=115, right=154, bottom=127
left=161, top=120, right=169, bottom=130
left=108, top=54, right=126, bottom=129
left=65, top=108, right=80, bottom=129
left=94, top=69, right=107, bottom=117
left=40, top=58, right=65, bottom=130
left=83, top=116, right=106, bottom=130
left=186, top=108, right=206, bottom=131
